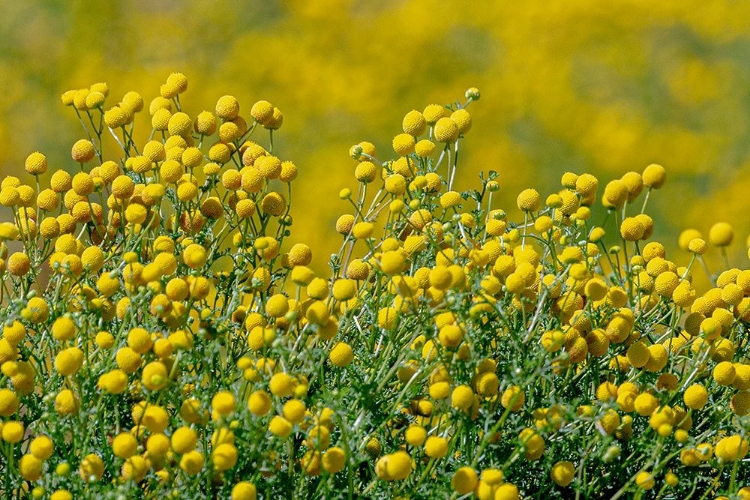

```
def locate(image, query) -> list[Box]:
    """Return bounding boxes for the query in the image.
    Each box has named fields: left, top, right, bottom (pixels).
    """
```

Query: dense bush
left=0, top=75, right=747, bottom=499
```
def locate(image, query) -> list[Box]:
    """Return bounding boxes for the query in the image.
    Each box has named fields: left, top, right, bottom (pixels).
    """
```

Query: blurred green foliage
left=3, top=0, right=750, bottom=271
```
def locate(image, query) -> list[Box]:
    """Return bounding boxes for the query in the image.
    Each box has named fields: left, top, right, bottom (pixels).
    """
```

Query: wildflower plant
left=0, top=74, right=747, bottom=500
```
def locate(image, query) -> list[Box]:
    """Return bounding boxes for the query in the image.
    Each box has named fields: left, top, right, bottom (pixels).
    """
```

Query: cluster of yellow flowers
left=0, top=75, right=747, bottom=499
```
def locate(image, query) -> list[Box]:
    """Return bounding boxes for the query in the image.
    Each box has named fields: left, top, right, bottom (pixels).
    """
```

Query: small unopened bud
left=349, top=145, right=363, bottom=160
left=465, top=87, right=480, bottom=101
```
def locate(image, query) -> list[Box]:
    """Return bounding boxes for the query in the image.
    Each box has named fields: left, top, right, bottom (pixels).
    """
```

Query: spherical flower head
left=683, top=384, right=708, bottom=410
left=354, top=161, right=378, bottom=183
left=423, top=104, right=448, bottom=124
left=171, top=426, right=197, bottom=454
left=55, top=347, right=84, bottom=376
left=61, top=90, right=76, bottom=106
left=709, top=222, right=733, bottom=247
left=402, top=110, right=426, bottom=136
left=97, top=369, right=126, bottom=394
left=618, top=171, right=644, bottom=201
left=256, top=155, right=282, bottom=179
left=134, top=146, right=162, bottom=169
left=152, top=108, right=171, bottom=130
left=264, top=107, right=284, bottom=130
left=392, top=133, right=416, bottom=156
left=231, top=482, right=257, bottom=500
left=269, top=415, right=293, bottom=437
left=141, top=361, right=168, bottom=391
left=575, top=173, right=599, bottom=197
left=177, top=147, right=203, bottom=168
left=602, top=180, right=628, bottom=209
left=379, top=250, right=406, bottom=275
left=234, top=199, right=256, bottom=219
left=79, top=453, right=105, bottom=482
left=7, top=252, right=30, bottom=276
left=247, top=390, right=271, bottom=416
left=733, top=364, right=750, bottom=390
left=642, top=163, right=666, bottom=188
left=0, top=186, right=19, bottom=207
left=24, top=152, right=47, bottom=175
left=654, top=271, right=679, bottom=297
left=322, top=447, right=346, bottom=474
left=149, top=96, right=172, bottom=115
left=620, top=217, right=644, bottom=241
left=194, top=110, right=217, bottom=135
left=713, top=361, right=736, bottom=385
left=2, top=421, right=24, bottom=443
left=635, top=471, right=655, bottom=490
left=434, top=117, right=459, bottom=143
left=451, top=385, right=474, bottom=410
left=51, top=316, right=77, bottom=341
left=25, top=297, right=49, bottom=323
left=644, top=344, right=668, bottom=372
left=384, top=174, right=406, bottom=195
left=0, top=388, right=19, bottom=417
left=260, top=192, right=286, bottom=217
left=220, top=120, right=244, bottom=142
left=288, top=243, right=312, bottom=267
left=716, top=435, right=749, bottom=462
left=332, top=278, right=357, bottom=301
left=282, top=399, right=306, bottom=424
left=54, top=389, right=79, bottom=415
left=250, top=100, right=274, bottom=124
left=346, top=259, right=370, bottom=280
left=451, top=109, right=472, bottom=133
left=376, top=451, right=410, bottom=480
left=501, top=385, right=525, bottom=411
left=73, top=88, right=90, bottom=110
left=121, top=91, right=144, bottom=113
left=517, top=188, right=541, bottom=212
left=688, top=237, right=708, bottom=255
left=678, top=228, right=702, bottom=251
left=451, top=467, right=478, bottom=494
left=85, top=91, right=106, bottom=109
left=72, top=172, right=94, bottom=196
left=329, top=342, right=353, bottom=367
left=179, top=450, right=204, bottom=475
left=168, top=112, right=193, bottom=136
left=212, top=443, right=238, bottom=471
left=39, top=217, right=60, bottom=240
left=550, top=461, right=575, bottom=487
left=264, top=294, right=289, bottom=318
left=19, top=454, right=42, bottom=482
left=414, top=139, right=435, bottom=157
left=183, top=243, right=207, bottom=269
left=127, top=327, right=152, bottom=354
left=391, top=157, right=412, bottom=177
left=279, top=160, right=298, bottom=182
left=166, top=72, right=188, bottom=93
left=160, top=82, right=180, bottom=99
left=269, top=372, right=295, bottom=397
left=212, top=95, right=240, bottom=120
left=425, top=436, right=448, bottom=458
left=71, top=139, right=96, bottom=163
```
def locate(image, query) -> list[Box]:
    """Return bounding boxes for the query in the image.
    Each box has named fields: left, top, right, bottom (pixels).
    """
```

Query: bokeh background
left=2, top=0, right=750, bottom=276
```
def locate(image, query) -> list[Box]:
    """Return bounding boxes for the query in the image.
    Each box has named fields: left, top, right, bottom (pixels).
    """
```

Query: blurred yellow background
left=2, top=0, right=749, bottom=274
